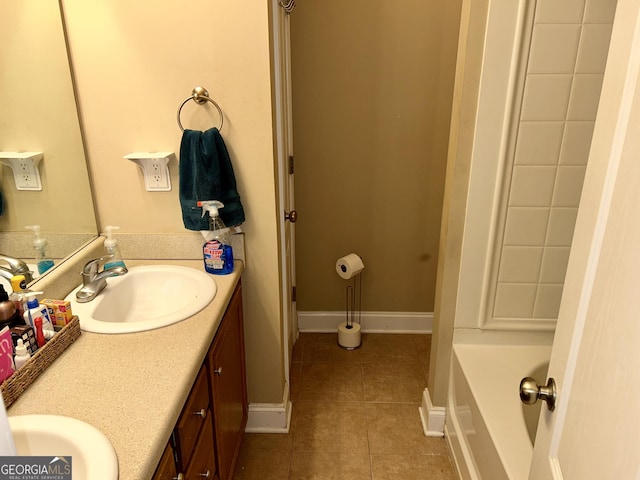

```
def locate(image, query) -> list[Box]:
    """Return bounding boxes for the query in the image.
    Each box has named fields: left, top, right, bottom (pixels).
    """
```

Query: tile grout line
left=360, top=361, right=375, bottom=479
left=274, top=333, right=450, bottom=479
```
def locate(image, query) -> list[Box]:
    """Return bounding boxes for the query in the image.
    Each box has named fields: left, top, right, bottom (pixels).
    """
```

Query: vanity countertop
left=7, top=259, right=244, bottom=479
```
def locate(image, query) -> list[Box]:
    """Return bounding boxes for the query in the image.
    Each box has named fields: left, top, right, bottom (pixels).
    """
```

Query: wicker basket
left=0, top=317, right=81, bottom=408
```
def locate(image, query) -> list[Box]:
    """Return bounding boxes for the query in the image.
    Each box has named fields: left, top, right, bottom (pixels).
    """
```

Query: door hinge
left=291, top=285, right=297, bottom=302
left=288, top=155, right=294, bottom=174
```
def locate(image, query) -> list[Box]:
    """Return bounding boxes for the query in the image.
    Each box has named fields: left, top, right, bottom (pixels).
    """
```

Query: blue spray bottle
left=198, top=200, right=234, bottom=275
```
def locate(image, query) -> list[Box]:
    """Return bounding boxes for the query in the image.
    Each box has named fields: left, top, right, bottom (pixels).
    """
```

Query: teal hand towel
left=179, top=128, right=245, bottom=230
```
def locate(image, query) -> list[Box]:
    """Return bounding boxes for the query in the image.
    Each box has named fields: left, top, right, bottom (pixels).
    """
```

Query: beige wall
left=62, top=0, right=285, bottom=404
left=290, top=0, right=461, bottom=312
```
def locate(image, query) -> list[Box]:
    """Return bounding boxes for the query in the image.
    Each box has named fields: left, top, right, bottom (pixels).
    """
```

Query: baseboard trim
left=245, top=382, right=292, bottom=433
left=298, top=311, right=433, bottom=333
left=419, top=387, right=446, bottom=437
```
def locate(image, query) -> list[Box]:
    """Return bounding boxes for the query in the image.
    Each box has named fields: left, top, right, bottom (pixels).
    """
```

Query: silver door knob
left=285, top=210, right=298, bottom=223
left=520, top=377, right=556, bottom=411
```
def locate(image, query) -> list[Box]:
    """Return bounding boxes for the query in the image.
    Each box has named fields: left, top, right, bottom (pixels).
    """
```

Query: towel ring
left=177, top=86, right=224, bottom=132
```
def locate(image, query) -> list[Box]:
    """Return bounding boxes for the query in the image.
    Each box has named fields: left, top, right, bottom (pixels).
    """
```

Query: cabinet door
left=209, top=284, right=247, bottom=480
left=175, top=366, right=210, bottom=469
left=152, top=442, right=177, bottom=480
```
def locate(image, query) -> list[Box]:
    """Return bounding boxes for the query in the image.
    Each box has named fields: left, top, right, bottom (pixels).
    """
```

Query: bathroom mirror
left=0, top=0, right=98, bottom=277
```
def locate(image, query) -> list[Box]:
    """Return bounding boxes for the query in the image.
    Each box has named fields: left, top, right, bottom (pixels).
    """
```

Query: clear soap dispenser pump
left=25, top=225, right=54, bottom=275
left=103, top=226, right=127, bottom=269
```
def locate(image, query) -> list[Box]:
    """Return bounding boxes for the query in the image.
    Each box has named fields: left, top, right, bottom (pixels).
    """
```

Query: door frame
left=271, top=0, right=297, bottom=390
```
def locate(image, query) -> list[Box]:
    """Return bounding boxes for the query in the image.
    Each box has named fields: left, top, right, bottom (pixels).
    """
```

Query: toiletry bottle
left=0, top=326, right=15, bottom=382
left=103, top=225, right=127, bottom=269
left=10, top=275, right=28, bottom=317
left=33, top=318, right=45, bottom=348
left=25, top=225, right=54, bottom=275
left=198, top=200, right=234, bottom=275
left=23, top=294, right=54, bottom=339
left=0, top=286, right=21, bottom=330
left=13, top=339, right=30, bottom=370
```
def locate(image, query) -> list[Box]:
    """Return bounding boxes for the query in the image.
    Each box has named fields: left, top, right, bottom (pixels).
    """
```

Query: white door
left=530, top=1, right=640, bottom=478
left=272, top=1, right=298, bottom=377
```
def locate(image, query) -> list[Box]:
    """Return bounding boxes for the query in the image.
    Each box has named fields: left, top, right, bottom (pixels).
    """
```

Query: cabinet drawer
left=176, top=365, right=210, bottom=468
left=185, top=413, right=217, bottom=480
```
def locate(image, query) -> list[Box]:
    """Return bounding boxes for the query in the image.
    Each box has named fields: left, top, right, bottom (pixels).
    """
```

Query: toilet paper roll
left=338, top=321, right=361, bottom=349
left=336, top=253, right=365, bottom=279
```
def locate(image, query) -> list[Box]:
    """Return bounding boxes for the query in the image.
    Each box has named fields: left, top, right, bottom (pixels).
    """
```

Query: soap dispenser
left=103, top=226, right=127, bottom=269
left=25, top=225, right=54, bottom=275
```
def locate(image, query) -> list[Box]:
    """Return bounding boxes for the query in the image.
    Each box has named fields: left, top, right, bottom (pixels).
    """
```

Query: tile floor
left=234, top=332, right=457, bottom=479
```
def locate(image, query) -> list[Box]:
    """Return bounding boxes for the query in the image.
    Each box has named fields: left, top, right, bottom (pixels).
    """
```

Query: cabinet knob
left=174, top=474, right=185, bottom=480
left=193, top=408, right=207, bottom=418
left=199, top=470, right=211, bottom=478
left=214, top=367, right=223, bottom=376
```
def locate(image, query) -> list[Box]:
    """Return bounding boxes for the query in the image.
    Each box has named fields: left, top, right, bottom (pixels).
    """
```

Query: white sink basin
left=8, top=414, right=118, bottom=480
left=66, top=265, right=217, bottom=334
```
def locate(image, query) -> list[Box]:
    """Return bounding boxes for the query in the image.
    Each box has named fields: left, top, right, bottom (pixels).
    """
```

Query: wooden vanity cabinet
left=208, top=283, right=248, bottom=480
left=152, top=442, right=178, bottom=480
left=152, top=282, right=247, bottom=480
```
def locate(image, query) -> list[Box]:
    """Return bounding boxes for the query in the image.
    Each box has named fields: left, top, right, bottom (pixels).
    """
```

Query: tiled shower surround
left=492, top=0, right=617, bottom=322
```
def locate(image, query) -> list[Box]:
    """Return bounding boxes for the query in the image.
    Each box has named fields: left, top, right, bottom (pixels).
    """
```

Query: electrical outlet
left=142, top=157, right=171, bottom=191
left=17, top=159, right=40, bottom=189
left=124, top=152, right=174, bottom=192
left=0, top=153, right=43, bottom=191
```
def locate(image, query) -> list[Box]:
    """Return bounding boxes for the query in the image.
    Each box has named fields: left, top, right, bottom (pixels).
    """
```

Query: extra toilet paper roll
left=336, top=253, right=365, bottom=279
left=338, top=321, right=361, bottom=349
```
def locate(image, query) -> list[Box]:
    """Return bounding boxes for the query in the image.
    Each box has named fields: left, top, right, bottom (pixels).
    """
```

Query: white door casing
left=272, top=1, right=298, bottom=385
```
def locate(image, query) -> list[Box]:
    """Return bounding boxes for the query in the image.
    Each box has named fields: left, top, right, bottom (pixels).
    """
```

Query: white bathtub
left=446, top=342, right=551, bottom=479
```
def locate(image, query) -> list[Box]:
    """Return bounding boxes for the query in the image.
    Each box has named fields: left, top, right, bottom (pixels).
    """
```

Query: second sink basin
left=9, top=414, right=118, bottom=480
left=66, top=265, right=217, bottom=334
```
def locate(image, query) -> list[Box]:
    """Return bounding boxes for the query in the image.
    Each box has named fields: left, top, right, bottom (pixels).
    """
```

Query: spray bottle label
left=203, top=240, right=234, bottom=274
left=204, top=240, right=225, bottom=270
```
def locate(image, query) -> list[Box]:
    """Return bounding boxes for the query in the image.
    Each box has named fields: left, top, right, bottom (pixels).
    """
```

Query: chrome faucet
left=75, top=254, right=127, bottom=303
left=0, top=254, right=33, bottom=283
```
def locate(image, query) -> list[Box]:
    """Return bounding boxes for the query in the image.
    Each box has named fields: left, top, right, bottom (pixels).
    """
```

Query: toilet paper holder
left=336, top=253, right=365, bottom=280
left=336, top=253, right=364, bottom=350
